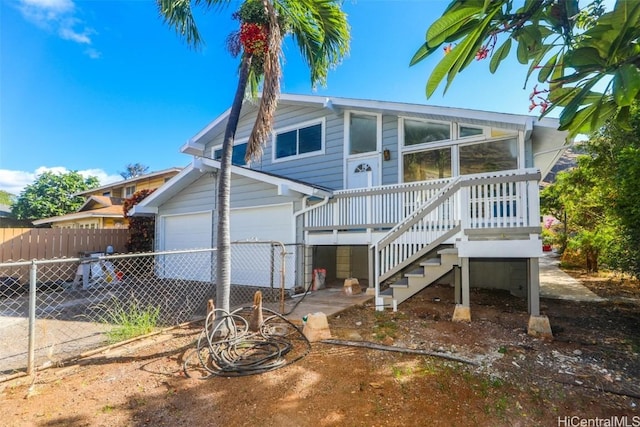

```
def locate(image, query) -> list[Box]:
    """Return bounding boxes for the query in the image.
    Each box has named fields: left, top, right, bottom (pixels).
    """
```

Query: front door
left=345, top=112, right=381, bottom=189
left=346, top=155, right=380, bottom=189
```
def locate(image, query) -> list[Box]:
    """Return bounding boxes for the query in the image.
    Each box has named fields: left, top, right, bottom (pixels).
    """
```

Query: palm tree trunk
left=216, top=54, right=252, bottom=314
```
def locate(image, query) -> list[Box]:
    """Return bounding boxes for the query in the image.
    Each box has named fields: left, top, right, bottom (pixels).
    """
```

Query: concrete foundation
left=452, top=304, right=471, bottom=322
left=527, top=315, right=553, bottom=339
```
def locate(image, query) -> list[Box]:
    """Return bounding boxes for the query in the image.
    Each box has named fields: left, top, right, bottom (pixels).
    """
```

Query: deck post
left=527, top=256, right=553, bottom=338
left=452, top=257, right=471, bottom=322
left=367, top=245, right=375, bottom=295
left=527, top=257, right=540, bottom=316
left=454, top=265, right=461, bottom=304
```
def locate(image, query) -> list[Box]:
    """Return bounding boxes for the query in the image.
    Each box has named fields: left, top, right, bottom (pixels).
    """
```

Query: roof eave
left=180, top=139, right=205, bottom=156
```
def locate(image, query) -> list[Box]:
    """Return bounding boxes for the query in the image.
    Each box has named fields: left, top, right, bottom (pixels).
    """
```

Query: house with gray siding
left=133, top=94, right=568, bottom=336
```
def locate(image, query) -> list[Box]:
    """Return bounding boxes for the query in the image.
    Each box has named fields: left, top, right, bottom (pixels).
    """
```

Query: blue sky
left=1, top=0, right=556, bottom=196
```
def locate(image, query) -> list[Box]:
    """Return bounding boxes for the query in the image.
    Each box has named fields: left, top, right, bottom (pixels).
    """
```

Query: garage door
left=230, top=204, right=293, bottom=243
left=230, top=204, right=296, bottom=289
left=163, top=212, right=212, bottom=250
left=159, top=212, right=212, bottom=281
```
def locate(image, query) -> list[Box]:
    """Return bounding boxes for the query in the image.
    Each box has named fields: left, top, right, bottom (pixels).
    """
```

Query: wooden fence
left=0, top=228, right=130, bottom=262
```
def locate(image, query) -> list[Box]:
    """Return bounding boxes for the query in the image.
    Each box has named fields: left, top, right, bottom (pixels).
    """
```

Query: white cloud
left=17, top=0, right=101, bottom=57
left=0, top=167, right=122, bottom=196
left=84, top=47, right=102, bottom=59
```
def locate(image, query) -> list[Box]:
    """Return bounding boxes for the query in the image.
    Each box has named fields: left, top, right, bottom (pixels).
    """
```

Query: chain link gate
left=0, top=241, right=297, bottom=378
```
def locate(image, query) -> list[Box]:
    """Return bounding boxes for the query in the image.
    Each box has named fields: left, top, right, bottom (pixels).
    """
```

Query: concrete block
left=527, top=315, right=553, bottom=340
left=452, top=304, right=471, bottom=322
left=343, top=278, right=361, bottom=295
left=302, top=312, right=332, bottom=342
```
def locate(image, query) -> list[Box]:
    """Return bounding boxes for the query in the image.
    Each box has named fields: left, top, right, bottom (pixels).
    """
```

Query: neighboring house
left=33, top=168, right=182, bottom=229
left=0, top=204, right=32, bottom=228
left=132, top=94, right=568, bottom=335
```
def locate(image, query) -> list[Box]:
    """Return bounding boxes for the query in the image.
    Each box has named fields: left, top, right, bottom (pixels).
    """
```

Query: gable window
left=349, top=113, right=378, bottom=154
left=459, top=138, right=518, bottom=175
left=459, top=125, right=484, bottom=138
left=213, top=142, right=249, bottom=165
left=404, top=119, right=450, bottom=147
left=125, top=185, right=136, bottom=198
left=274, top=121, right=323, bottom=160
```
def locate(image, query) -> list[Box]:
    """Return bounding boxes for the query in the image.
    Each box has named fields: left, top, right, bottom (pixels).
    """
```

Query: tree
left=123, top=190, right=156, bottom=253
left=0, top=190, right=14, bottom=206
left=12, top=171, right=100, bottom=221
left=413, top=0, right=640, bottom=137
left=119, top=163, right=149, bottom=179
left=157, top=0, right=349, bottom=312
left=540, top=103, right=640, bottom=275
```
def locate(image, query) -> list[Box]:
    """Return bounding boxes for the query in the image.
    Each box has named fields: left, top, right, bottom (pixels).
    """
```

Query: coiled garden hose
left=183, top=306, right=311, bottom=378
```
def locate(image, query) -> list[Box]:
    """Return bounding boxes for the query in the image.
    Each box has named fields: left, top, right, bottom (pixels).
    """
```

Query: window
left=404, top=119, right=450, bottom=147
left=403, top=148, right=452, bottom=182
left=349, top=113, right=377, bottom=154
left=102, top=191, right=111, bottom=197
left=274, top=122, right=323, bottom=160
left=125, top=185, right=136, bottom=198
left=214, top=142, right=249, bottom=165
left=459, top=138, right=518, bottom=175
left=459, top=125, right=484, bottom=138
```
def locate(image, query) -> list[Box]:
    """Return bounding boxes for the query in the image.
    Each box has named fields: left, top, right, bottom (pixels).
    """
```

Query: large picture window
left=404, top=119, right=450, bottom=146
left=459, top=138, right=518, bottom=175
left=275, top=122, right=323, bottom=160
left=403, top=148, right=452, bottom=182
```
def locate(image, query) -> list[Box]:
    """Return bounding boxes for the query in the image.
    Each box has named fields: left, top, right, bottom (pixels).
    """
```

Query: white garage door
left=159, top=212, right=213, bottom=281
left=230, top=203, right=293, bottom=243
left=230, top=204, right=296, bottom=289
left=163, top=212, right=212, bottom=250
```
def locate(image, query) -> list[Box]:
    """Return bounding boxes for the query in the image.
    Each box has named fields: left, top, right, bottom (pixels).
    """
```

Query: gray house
left=133, top=94, right=568, bottom=335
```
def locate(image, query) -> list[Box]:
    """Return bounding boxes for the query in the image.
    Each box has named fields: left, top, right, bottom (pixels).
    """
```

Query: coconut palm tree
left=157, top=0, right=350, bottom=313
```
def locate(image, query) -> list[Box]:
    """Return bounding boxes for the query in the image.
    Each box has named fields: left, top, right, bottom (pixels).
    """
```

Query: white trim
left=271, top=117, right=326, bottom=163
left=180, top=138, right=205, bottom=156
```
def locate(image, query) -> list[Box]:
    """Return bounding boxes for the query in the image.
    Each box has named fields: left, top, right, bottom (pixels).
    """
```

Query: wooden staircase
left=378, top=247, right=459, bottom=310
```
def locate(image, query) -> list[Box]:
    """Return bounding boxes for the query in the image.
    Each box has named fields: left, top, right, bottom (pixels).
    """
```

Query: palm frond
left=279, top=0, right=350, bottom=87
left=156, top=0, right=203, bottom=48
left=157, top=0, right=233, bottom=48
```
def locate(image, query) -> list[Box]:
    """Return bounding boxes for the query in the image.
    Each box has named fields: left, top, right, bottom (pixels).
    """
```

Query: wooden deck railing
left=302, top=168, right=542, bottom=296
left=304, top=177, right=452, bottom=231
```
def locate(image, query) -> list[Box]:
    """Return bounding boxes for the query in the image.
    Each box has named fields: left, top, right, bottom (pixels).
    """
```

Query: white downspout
left=292, top=195, right=331, bottom=242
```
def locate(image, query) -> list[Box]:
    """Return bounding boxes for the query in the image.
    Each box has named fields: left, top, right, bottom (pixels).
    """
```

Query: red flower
left=476, top=45, right=489, bottom=60
left=240, top=22, right=268, bottom=55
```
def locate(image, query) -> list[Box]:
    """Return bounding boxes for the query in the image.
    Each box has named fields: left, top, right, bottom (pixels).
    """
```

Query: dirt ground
left=1, top=268, right=639, bottom=427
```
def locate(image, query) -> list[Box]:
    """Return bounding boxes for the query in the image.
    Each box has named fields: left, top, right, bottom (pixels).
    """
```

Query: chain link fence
left=0, top=242, right=299, bottom=378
